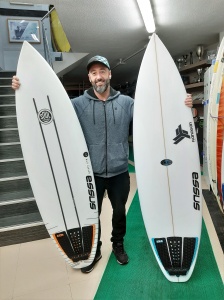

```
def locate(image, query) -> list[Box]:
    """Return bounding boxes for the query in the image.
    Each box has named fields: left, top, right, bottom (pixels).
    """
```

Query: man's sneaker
left=81, top=251, right=102, bottom=274
left=112, top=243, right=129, bottom=265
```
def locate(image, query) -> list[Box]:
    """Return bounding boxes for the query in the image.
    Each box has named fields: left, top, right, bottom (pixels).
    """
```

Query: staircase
left=0, top=71, right=49, bottom=247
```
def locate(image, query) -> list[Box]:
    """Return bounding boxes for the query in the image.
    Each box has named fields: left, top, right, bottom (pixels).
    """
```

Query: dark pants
left=94, top=171, right=130, bottom=248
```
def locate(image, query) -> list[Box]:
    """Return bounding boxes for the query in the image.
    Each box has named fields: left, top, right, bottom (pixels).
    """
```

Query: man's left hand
left=185, top=93, right=193, bottom=108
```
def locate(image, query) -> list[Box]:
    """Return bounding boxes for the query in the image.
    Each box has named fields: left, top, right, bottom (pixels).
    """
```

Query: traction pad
left=54, top=225, right=94, bottom=262
left=153, top=237, right=197, bottom=276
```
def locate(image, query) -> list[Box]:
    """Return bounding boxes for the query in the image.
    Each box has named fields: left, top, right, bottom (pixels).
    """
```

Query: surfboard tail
left=152, top=236, right=199, bottom=281
left=52, top=224, right=96, bottom=263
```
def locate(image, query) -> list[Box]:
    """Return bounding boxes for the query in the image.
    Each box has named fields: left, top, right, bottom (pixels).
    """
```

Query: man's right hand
left=12, top=76, right=20, bottom=90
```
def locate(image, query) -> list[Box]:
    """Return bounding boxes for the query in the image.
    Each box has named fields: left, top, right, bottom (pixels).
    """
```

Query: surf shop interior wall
left=0, top=0, right=53, bottom=71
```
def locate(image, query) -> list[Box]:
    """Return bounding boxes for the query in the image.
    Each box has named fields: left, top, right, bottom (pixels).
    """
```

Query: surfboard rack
left=153, top=237, right=197, bottom=276
left=53, top=225, right=95, bottom=262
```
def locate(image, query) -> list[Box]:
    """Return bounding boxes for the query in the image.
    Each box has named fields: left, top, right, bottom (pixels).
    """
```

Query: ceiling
left=13, top=0, right=224, bottom=86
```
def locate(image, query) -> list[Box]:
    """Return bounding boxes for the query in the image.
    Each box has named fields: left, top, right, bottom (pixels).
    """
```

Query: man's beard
left=92, top=79, right=110, bottom=94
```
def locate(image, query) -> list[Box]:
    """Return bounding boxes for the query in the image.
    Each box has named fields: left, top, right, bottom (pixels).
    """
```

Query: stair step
left=0, top=72, right=47, bottom=247
left=0, top=86, right=14, bottom=95
left=0, top=157, right=23, bottom=162
left=0, top=177, right=33, bottom=202
left=0, top=200, right=41, bottom=220
left=0, top=143, right=23, bottom=160
left=0, top=128, right=19, bottom=143
left=0, top=105, right=16, bottom=116
left=0, top=175, right=28, bottom=181
left=0, top=127, right=17, bottom=131
left=0, top=95, right=15, bottom=104
left=0, top=71, right=16, bottom=78
left=0, top=221, right=44, bottom=232
left=0, top=104, right=15, bottom=107
left=0, top=197, right=35, bottom=206
left=0, top=142, right=20, bottom=146
left=0, top=159, right=27, bottom=179
left=0, top=224, right=49, bottom=247
left=0, top=213, right=42, bottom=229
left=0, top=116, right=17, bottom=128
left=0, top=78, right=12, bottom=85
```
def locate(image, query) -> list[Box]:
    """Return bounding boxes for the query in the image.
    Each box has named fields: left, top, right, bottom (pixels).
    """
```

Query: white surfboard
left=133, top=34, right=202, bottom=282
left=203, top=66, right=213, bottom=189
left=207, top=36, right=224, bottom=212
left=16, top=41, right=99, bottom=269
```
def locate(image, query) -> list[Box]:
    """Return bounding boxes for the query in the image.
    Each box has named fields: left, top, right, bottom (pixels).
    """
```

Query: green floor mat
left=128, top=163, right=135, bottom=173
left=94, top=192, right=224, bottom=300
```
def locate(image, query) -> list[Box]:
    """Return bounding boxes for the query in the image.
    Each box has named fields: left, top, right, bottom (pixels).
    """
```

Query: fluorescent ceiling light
left=136, top=0, right=155, bottom=33
left=10, top=2, right=34, bottom=5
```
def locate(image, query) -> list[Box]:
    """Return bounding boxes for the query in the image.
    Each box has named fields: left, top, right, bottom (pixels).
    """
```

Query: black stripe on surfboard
left=47, top=96, right=81, bottom=227
left=46, top=96, right=85, bottom=252
left=32, top=98, right=78, bottom=257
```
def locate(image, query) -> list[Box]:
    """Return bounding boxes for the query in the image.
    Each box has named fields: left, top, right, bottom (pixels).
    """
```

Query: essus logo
left=192, top=172, right=200, bottom=211
left=86, top=176, right=96, bottom=210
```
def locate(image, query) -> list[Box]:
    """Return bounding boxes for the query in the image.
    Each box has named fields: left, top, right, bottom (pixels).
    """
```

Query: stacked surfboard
left=203, top=66, right=213, bottom=188
left=207, top=36, right=224, bottom=213
left=133, top=34, right=202, bottom=282
left=16, top=41, right=99, bottom=269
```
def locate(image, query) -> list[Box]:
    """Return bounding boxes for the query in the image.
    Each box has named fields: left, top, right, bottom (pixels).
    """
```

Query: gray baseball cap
left=87, top=55, right=110, bottom=71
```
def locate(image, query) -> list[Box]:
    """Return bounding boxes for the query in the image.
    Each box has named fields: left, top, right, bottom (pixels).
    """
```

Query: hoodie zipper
left=103, top=102, right=108, bottom=176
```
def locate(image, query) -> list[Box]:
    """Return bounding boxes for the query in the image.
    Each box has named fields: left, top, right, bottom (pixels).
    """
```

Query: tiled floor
left=0, top=173, right=137, bottom=300
left=0, top=173, right=223, bottom=300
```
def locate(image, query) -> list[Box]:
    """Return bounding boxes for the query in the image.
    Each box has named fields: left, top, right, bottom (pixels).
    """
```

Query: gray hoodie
left=71, top=87, right=134, bottom=177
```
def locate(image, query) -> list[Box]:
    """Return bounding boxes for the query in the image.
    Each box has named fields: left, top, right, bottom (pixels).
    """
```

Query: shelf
left=185, top=82, right=204, bottom=89
left=179, top=59, right=211, bottom=74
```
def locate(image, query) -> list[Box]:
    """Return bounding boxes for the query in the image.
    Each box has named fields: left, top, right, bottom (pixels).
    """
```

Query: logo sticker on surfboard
left=173, top=124, right=190, bottom=144
left=173, top=123, right=196, bottom=144
left=38, top=109, right=53, bottom=125
left=161, top=159, right=173, bottom=166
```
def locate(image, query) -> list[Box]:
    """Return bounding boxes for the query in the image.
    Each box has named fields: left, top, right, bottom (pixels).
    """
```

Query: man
left=12, top=55, right=193, bottom=274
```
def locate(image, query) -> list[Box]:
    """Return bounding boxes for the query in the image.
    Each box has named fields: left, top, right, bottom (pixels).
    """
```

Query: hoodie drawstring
left=93, top=100, right=96, bottom=124
left=111, top=101, right=115, bottom=124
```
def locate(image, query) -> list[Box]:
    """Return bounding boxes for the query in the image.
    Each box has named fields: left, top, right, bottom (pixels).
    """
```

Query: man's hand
left=185, top=93, right=193, bottom=108
left=12, top=76, right=20, bottom=90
